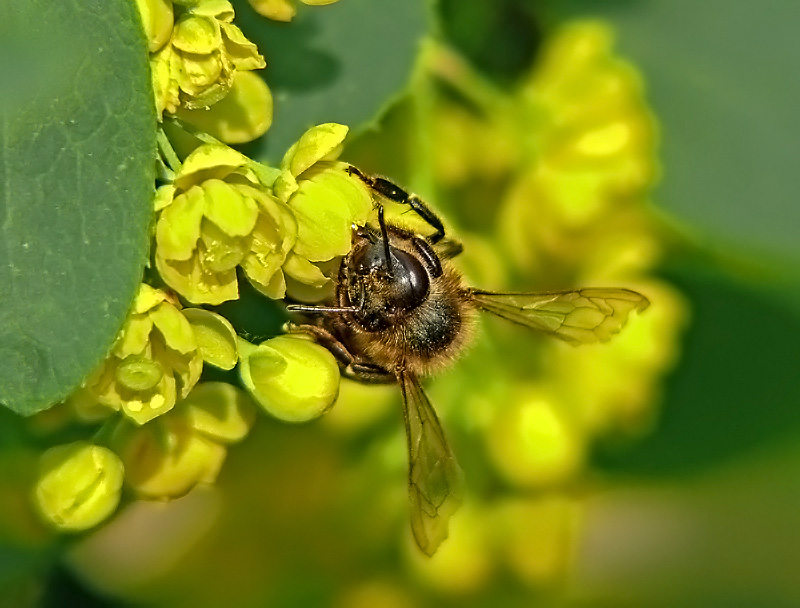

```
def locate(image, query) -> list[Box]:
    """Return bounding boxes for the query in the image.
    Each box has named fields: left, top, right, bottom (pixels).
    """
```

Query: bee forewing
left=469, top=287, right=650, bottom=344
left=398, top=370, right=464, bottom=556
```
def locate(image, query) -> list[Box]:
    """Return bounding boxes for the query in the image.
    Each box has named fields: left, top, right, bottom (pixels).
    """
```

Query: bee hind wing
left=398, top=370, right=464, bottom=556
left=469, top=287, right=649, bottom=345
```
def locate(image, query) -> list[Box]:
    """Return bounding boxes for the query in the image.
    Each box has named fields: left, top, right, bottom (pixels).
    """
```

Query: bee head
left=346, top=232, right=432, bottom=331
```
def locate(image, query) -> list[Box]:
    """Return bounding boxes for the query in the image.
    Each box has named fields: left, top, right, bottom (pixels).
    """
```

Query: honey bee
left=286, top=167, right=649, bottom=556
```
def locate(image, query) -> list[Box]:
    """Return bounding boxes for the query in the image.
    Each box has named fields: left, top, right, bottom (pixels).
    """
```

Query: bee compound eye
left=389, top=249, right=430, bottom=311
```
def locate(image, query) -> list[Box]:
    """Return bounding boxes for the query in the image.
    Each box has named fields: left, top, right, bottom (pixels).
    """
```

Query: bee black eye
left=389, top=249, right=430, bottom=312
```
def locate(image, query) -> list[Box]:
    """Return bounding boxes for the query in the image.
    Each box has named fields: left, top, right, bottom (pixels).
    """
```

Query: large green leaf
left=232, top=0, right=428, bottom=163
left=0, top=0, right=155, bottom=415
left=543, top=0, right=800, bottom=264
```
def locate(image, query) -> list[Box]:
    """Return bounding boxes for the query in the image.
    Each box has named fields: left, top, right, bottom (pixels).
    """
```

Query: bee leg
left=285, top=323, right=357, bottom=367
left=286, top=323, right=395, bottom=384
left=346, top=166, right=447, bottom=244
left=343, top=363, right=395, bottom=384
left=435, top=238, right=463, bottom=260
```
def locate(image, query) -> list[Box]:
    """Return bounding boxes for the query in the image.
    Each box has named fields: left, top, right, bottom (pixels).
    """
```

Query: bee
left=286, top=167, right=649, bottom=556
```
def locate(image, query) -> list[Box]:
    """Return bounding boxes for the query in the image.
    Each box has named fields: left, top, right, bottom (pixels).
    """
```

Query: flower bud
left=113, top=419, right=226, bottom=499
left=34, top=442, right=124, bottom=532
left=177, top=71, right=273, bottom=144
left=182, top=308, right=238, bottom=370
left=135, top=0, right=174, bottom=52
left=182, top=382, right=256, bottom=443
left=249, top=0, right=296, bottom=21
left=239, top=335, right=340, bottom=423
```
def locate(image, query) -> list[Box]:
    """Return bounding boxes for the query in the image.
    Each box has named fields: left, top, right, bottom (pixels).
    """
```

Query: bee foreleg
left=346, top=166, right=446, bottom=244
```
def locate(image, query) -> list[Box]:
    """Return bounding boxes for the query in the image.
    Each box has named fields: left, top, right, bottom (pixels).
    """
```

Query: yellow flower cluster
left=35, top=122, right=364, bottom=531
left=154, top=123, right=372, bottom=304
left=33, top=7, right=685, bottom=597
left=136, top=0, right=272, bottom=143
left=150, top=0, right=265, bottom=114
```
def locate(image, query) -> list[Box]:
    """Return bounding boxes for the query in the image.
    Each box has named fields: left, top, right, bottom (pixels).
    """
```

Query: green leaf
left=437, top=0, right=543, bottom=87
left=231, top=0, right=428, bottom=162
left=542, top=0, right=800, bottom=263
left=0, top=0, right=156, bottom=415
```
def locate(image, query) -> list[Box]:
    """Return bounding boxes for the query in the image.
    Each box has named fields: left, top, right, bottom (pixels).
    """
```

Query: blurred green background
left=3, top=0, right=800, bottom=606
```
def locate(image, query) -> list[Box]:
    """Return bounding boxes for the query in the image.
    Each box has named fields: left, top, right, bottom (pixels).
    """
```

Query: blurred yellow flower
left=111, top=382, right=255, bottom=499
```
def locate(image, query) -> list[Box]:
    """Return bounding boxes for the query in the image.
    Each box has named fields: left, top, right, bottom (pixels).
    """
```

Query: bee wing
left=398, top=369, right=464, bottom=556
left=470, top=287, right=650, bottom=345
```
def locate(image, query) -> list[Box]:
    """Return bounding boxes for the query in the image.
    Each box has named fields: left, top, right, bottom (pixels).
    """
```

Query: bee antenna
left=377, top=204, right=393, bottom=276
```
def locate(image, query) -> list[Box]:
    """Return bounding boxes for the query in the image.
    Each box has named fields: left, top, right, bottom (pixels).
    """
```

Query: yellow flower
left=34, top=442, right=124, bottom=532
left=272, top=123, right=373, bottom=299
left=151, top=0, right=266, bottom=116
left=155, top=143, right=297, bottom=303
left=70, top=285, right=203, bottom=425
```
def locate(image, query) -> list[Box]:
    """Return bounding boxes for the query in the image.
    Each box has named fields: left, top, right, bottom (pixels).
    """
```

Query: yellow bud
left=114, top=419, right=226, bottom=499
left=239, top=335, right=340, bottom=423
left=135, top=0, right=174, bottom=52
left=172, top=15, right=221, bottom=55
left=249, top=0, right=296, bottom=21
left=34, top=442, right=124, bottom=532
left=182, top=308, right=238, bottom=370
left=182, top=382, right=256, bottom=442
left=177, top=71, right=273, bottom=144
